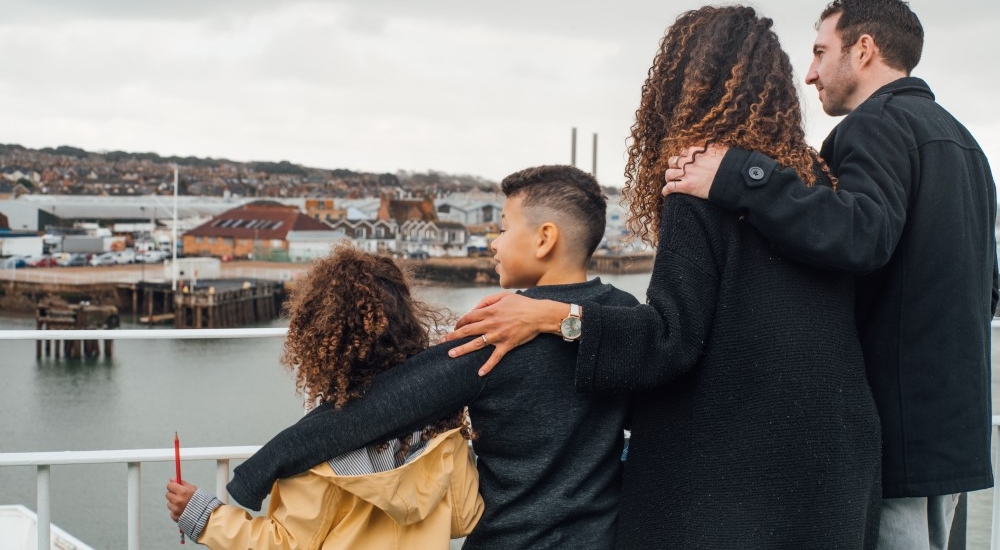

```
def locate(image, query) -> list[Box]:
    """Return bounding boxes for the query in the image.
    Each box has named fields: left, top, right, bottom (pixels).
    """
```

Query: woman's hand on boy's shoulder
left=443, top=292, right=561, bottom=377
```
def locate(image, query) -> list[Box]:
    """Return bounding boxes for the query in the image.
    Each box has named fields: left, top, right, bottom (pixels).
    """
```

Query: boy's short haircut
left=500, top=165, right=607, bottom=259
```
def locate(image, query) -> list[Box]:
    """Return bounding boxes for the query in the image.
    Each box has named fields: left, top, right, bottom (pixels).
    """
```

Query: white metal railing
left=0, top=446, right=259, bottom=550
left=0, top=327, right=284, bottom=550
left=0, top=327, right=288, bottom=340
left=0, top=264, right=307, bottom=285
left=2, top=325, right=1000, bottom=550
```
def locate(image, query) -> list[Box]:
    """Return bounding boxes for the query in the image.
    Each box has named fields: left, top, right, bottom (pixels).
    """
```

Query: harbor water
left=0, top=272, right=996, bottom=549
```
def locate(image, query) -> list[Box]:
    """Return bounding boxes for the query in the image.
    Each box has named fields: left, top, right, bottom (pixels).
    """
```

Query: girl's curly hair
left=280, top=244, right=473, bottom=458
left=625, top=5, right=836, bottom=245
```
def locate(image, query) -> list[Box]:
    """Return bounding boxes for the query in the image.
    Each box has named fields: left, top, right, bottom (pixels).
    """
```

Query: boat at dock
left=0, top=505, right=96, bottom=550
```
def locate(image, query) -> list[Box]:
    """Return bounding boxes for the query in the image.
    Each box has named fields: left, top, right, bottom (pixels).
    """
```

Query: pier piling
left=35, top=299, right=119, bottom=359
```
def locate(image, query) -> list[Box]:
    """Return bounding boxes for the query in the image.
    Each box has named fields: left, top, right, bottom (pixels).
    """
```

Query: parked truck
left=59, top=235, right=127, bottom=254
left=0, top=234, right=44, bottom=257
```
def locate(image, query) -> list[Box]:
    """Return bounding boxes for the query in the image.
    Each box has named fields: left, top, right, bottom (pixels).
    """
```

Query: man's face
left=491, top=195, right=541, bottom=289
left=805, top=13, right=861, bottom=116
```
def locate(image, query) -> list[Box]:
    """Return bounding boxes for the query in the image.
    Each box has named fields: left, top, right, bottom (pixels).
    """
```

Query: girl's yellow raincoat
left=198, top=427, right=482, bottom=549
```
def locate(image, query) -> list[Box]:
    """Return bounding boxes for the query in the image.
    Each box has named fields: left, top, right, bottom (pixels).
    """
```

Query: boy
left=225, top=165, right=638, bottom=549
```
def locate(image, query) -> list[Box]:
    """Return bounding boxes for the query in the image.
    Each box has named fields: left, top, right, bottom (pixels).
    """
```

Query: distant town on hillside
left=0, top=142, right=507, bottom=199
left=0, top=143, right=621, bottom=200
left=0, top=143, right=646, bottom=269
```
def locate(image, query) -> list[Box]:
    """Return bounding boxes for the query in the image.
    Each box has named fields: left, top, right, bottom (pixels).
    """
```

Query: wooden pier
left=29, top=281, right=282, bottom=360
left=35, top=299, right=119, bottom=359
left=131, top=283, right=176, bottom=325
left=173, top=280, right=283, bottom=329
left=119, top=280, right=284, bottom=328
left=589, top=253, right=655, bottom=274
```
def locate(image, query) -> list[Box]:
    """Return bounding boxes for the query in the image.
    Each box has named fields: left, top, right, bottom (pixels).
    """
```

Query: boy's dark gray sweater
left=227, top=279, right=638, bottom=549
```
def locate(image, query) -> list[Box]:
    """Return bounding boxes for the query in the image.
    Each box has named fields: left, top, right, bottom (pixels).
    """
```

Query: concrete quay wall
left=1, top=279, right=125, bottom=314
left=0, top=254, right=652, bottom=314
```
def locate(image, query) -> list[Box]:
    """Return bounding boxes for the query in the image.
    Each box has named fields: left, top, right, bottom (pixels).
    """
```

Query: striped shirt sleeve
left=178, top=488, right=223, bottom=542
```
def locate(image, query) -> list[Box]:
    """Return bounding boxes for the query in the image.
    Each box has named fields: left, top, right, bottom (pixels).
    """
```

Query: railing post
left=128, top=461, right=141, bottom=550
left=37, top=464, right=50, bottom=550
left=216, top=459, right=230, bottom=504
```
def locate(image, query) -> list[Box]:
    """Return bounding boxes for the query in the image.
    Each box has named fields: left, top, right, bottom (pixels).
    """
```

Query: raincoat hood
left=316, top=427, right=469, bottom=526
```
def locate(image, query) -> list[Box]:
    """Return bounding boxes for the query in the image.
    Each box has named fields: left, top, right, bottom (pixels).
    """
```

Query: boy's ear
left=535, top=222, right=559, bottom=259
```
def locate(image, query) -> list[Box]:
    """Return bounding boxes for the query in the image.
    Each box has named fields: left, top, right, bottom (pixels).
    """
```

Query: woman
left=445, top=6, right=880, bottom=549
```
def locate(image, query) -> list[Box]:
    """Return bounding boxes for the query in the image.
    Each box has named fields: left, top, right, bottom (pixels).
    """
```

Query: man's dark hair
left=500, top=165, right=607, bottom=259
left=821, top=0, right=924, bottom=73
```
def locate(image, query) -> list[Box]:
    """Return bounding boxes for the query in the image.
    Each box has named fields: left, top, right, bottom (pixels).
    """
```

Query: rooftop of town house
left=185, top=200, right=335, bottom=240
left=379, top=194, right=438, bottom=223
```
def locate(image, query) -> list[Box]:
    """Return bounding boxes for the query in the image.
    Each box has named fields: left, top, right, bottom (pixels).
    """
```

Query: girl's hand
left=166, top=480, right=198, bottom=523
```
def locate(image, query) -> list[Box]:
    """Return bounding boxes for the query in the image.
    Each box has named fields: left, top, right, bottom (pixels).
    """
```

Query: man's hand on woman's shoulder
left=662, top=144, right=728, bottom=199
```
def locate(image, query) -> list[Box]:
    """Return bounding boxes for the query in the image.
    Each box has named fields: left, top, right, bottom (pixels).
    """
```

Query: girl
left=166, top=245, right=482, bottom=549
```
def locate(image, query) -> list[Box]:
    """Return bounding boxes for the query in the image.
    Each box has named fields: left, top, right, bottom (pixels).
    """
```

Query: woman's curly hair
left=625, top=5, right=836, bottom=245
left=280, top=244, right=473, bottom=457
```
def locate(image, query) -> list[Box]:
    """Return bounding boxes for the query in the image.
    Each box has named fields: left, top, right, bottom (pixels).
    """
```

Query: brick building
left=183, top=200, right=335, bottom=259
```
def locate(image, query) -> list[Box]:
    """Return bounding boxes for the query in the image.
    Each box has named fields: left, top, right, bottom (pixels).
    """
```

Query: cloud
left=1, top=0, right=997, bottom=184
left=1, top=0, right=285, bottom=22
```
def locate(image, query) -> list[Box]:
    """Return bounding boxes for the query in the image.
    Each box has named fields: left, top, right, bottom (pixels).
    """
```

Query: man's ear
left=855, top=34, right=878, bottom=69
left=535, top=222, right=559, bottom=259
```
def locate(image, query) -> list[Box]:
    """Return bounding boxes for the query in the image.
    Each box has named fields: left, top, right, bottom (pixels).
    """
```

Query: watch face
left=561, top=317, right=582, bottom=340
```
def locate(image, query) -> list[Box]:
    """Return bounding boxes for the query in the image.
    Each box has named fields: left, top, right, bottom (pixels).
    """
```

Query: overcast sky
left=2, top=0, right=998, bottom=186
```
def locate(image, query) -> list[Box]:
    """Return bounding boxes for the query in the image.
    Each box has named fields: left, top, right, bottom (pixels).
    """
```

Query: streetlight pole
left=139, top=206, right=146, bottom=283
left=52, top=205, right=63, bottom=255
left=172, top=165, right=178, bottom=291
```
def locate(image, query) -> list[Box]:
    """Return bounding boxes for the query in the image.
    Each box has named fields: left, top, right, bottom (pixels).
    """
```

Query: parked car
left=90, top=252, right=118, bottom=266
left=58, top=254, right=88, bottom=267
left=137, top=250, right=168, bottom=263
left=0, top=256, right=28, bottom=269
left=27, top=255, right=59, bottom=268
left=115, top=249, right=136, bottom=264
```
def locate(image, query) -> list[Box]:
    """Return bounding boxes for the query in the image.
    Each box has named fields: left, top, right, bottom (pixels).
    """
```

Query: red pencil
left=174, top=432, right=185, bottom=545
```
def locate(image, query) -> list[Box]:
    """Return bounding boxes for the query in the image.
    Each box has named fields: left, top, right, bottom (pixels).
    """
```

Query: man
left=661, top=1, right=998, bottom=548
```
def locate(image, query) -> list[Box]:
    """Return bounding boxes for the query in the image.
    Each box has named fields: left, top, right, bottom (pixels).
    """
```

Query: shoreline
left=0, top=255, right=654, bottom=314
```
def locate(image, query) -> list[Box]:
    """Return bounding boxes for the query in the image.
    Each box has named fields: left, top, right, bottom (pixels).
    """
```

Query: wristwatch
left=560, top=304, right=582, bottom=342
